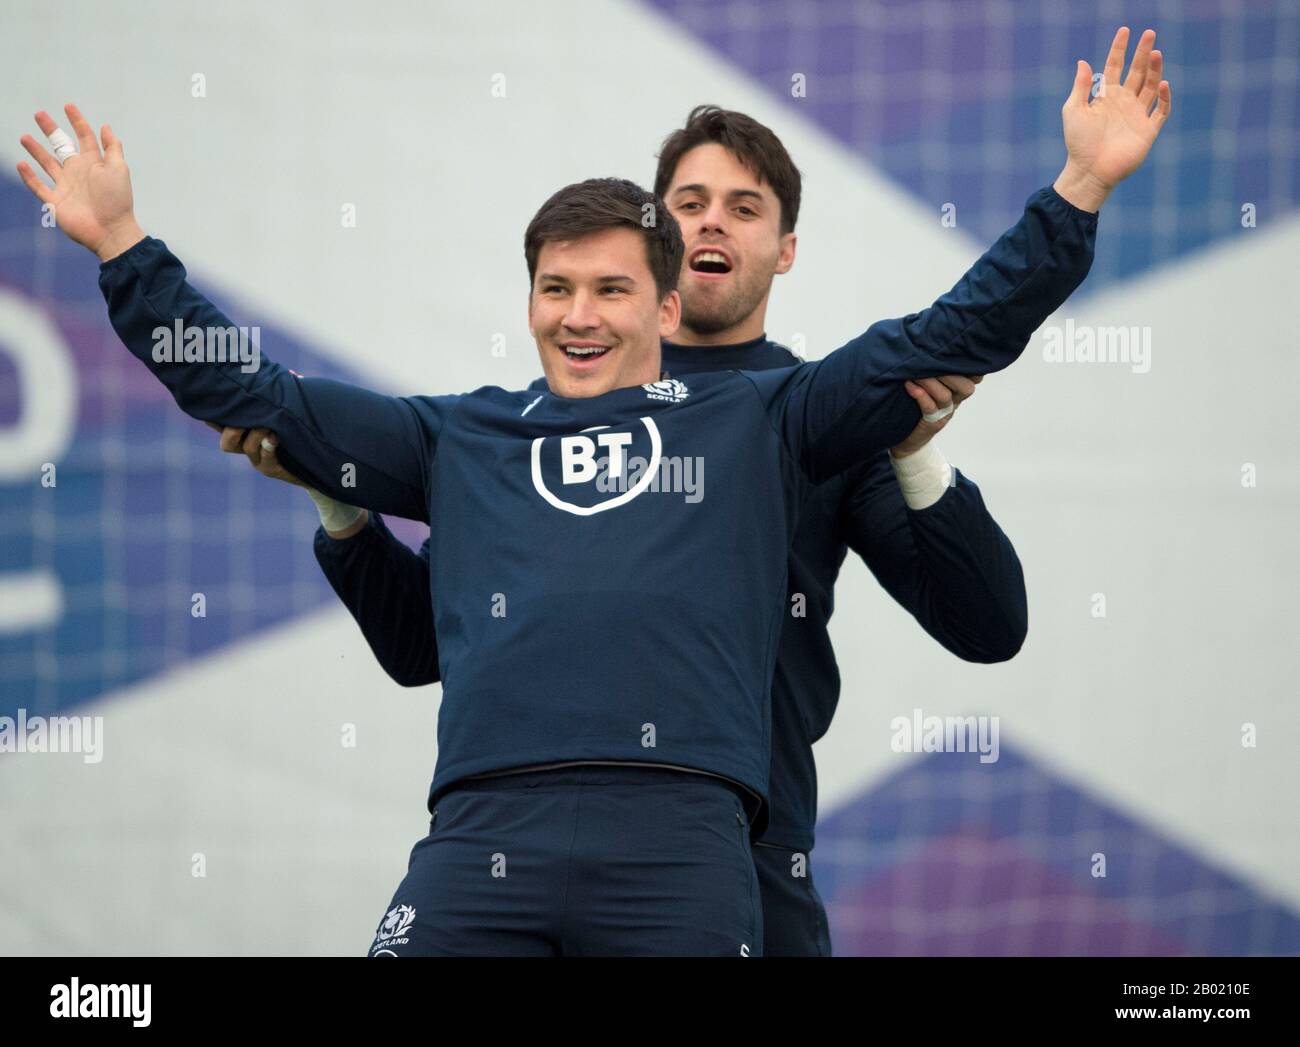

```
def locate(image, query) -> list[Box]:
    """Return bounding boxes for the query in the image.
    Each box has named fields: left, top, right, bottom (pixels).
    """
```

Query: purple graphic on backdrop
left=644, top=0, right=1300, bottom=292
left=0, top=180, right=427, bottom=721
left=814, top=747, right=1300, bottom=955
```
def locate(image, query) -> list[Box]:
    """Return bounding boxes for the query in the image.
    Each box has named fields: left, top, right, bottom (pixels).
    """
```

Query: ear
left=774, top=231, right=797, bottom=275
left=526, top=290, right=535, bottom=337
left=658, top=289, right=681, bottom=339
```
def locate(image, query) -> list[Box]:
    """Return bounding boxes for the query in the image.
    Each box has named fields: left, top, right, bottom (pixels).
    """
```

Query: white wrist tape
left=306, top=487, right=364, bottom=535
left=888, top=440, right=953, bottom=510
left=46, top=127, right=77, bottom=165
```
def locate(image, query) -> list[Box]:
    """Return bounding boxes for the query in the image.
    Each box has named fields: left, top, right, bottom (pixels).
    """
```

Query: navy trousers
left=752, top=842, right=833, bottom=956
left=368, top=766, right=763, bottom=956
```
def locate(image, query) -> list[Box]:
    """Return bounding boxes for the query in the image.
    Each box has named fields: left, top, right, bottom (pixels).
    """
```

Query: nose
left=696, top=197, right=728, bottom=235
left=563, top=288, right=600, bottom=331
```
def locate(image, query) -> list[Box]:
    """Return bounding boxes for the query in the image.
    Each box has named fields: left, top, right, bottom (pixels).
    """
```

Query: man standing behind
left=215, top=29, right=1171, bottom=954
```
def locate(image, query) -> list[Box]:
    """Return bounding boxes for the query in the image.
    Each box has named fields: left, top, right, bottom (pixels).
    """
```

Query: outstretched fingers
left=34, top=109, right=61, bottom=137
left=63, top=103, right=102, bottom=160
left=1138, top=50, right=1163, bottom=110
left=15, top=160, right=53, bottom=203
left=101, top=123, right=124, bottom=161
left=1123, top=29, right=1156, bottom=93
left=1066, top=59, right=1093, bottom=108
left=1152, top=80, right=1172, bottom=130
left=22, top=108, right=80, bottom=193
left=19, top=132, right=61, bottom=183
left=1102, top=26, right=1130, bottom=85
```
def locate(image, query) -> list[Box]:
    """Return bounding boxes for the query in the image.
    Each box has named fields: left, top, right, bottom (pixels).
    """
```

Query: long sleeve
left=98, top=236, right=458, bottom=522
left=748, top=184, right=1097, bottom=482
left=313, top=513, right=439, bottom=687
left=839, top=456, right=1028, bottom=662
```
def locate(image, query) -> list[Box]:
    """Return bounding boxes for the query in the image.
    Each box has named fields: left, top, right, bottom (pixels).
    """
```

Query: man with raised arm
left=16, top=28, right=1169, bottom=955
left=216, top=30, right=1170, bottom=956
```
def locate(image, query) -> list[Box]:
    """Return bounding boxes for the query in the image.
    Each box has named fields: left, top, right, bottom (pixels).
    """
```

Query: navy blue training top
left=315, top=332, right=1034, bottom=849
left=99, top=184, right=1096, bottom=837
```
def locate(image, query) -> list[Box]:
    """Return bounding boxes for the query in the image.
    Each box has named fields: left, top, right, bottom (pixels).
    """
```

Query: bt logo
left=560, top=430, right=633, bottom=485
left=531, top=419, right=662, bottom=516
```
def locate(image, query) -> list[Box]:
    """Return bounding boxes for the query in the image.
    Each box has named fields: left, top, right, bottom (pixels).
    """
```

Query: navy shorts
left=752, top=842, right=832, bottom=956
left=368, top=766, right=763, bottom=956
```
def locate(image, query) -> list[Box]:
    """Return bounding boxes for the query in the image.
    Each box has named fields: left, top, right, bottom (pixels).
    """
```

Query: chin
left=574, top=378, right=616, bottom=399
left=551, top=374, right=612, bottom=399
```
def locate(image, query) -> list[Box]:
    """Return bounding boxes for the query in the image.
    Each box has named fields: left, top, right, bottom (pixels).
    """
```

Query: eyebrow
left=537, top=273, right=637, bottom=285
left=671, top=184, right=766, bottom=205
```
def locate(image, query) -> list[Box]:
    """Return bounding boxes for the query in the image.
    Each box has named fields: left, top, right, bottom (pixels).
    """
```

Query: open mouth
left=561, top=343, right=612, bottom=363
left=689, top=247, right=732, bottom=275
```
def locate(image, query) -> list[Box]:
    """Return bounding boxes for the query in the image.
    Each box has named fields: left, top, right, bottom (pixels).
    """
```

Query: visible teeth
left=695, top=251, right=727, bottom=265
left=565, top=346, right=608, bottom=356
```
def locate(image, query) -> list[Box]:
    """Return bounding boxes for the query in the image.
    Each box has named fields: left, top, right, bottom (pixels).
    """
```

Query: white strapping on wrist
left=305, top=487, right=364, bottom=535
left=888, top=441, right=953, bottom=510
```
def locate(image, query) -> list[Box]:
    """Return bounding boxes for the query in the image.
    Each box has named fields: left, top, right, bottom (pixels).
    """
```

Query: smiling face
left=528, top=226, right=681, bottom=399
left=664, top=142, right=797, bottom=344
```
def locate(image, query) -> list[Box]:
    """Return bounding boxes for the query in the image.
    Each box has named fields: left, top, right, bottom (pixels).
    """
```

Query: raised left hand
left=1054, top=27, right=1173, bottom=211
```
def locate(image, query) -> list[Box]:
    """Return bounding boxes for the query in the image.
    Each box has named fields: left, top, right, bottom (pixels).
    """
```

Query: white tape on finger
left=922, top=402, right=955, bottom=423
left=46, top=127, right=77, bottom=165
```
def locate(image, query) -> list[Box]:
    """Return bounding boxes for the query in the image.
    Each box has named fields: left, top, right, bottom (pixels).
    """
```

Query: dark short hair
left=654, top=106, right=802, bottom=235
left=524, top=178, right=683, bottom=300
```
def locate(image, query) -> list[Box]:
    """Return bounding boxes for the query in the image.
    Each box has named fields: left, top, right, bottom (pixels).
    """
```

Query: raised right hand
left=17, top=103, right=144, bottom=261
